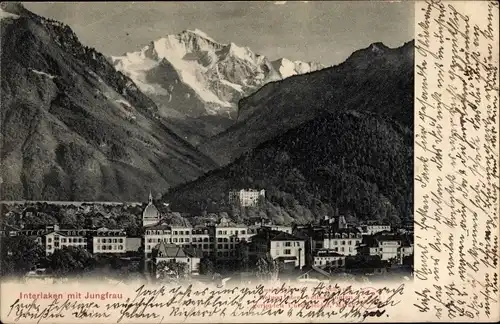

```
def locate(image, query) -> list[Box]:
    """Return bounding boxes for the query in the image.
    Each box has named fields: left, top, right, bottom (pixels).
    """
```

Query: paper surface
left=1, top=1, right=499, bottom=323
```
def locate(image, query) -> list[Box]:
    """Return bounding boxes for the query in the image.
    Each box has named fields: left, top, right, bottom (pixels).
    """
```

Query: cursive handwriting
left=414, top=0, right=499, bottom=321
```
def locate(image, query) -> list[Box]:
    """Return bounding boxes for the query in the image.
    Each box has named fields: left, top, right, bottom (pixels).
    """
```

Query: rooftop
left=251, top=230, right=304, bottom=242
left=152, top=241, right=203, bottom=258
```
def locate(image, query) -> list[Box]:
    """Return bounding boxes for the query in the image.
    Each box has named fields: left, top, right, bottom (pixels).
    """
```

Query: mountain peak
left=112, top=28, right=324, bottom=122
left=368, top=42, right=389, bottom=54
left=183, top=29, right=218, bottom=43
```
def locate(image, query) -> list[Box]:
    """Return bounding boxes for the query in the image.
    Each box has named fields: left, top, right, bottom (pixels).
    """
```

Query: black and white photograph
left=1, top=1, right=415, bottom=285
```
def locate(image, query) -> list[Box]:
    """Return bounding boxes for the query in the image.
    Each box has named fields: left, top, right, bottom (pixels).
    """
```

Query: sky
left=24, top=1, right=414, bottom=65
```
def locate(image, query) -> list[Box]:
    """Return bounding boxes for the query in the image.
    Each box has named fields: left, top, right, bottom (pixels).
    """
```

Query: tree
left=256, top=253, right=279, bottom=281
left=199, top=257, right=214, bottom=275
left=403, top=254, right=414, bottom=267
left=256, top=258, right=268, bottom=281
left=156, top=260, right=189, bottom=281
left=236, top=241, right=250, bottom=271
left=0, top=236, right=45, bottom=277
left=48, top=246, right=95, bottom=277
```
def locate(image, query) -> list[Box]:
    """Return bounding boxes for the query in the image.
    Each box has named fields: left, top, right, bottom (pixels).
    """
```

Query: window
left=284, top=249, right=291, bottom=255
left=203, top=244, right=208, bottom=249
left=185, top=238, right=190, bottom=242
left=47, top=238, right=52, bottom=243
left=173, top=238, right=177, bottom=243
left=241, top=231, right=246, bottom=235
left=218, top=238, right=222, bottom=242
left=285, top=242, right=291, bottom=247
left=174, top=231, right=178, bottom=235
left=224, top=244, right=229, bottom=249
left=61, top=238, right=66, bottom=243
left=217, top=244, right=222, bottom=249
left=47, top=245, right=52, bottom=250
left=180, top=238, right=184, bottom=243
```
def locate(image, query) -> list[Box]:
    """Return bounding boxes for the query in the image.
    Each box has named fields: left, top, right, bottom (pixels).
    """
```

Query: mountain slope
left=164, top=109, right=413, bottom=226
left=201, top=41, right=414, bottom=166
left=0, top=4, right=217, bottom=201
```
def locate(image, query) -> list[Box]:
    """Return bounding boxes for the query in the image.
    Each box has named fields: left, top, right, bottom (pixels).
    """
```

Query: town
left=0, top=189, right=414, bottom=284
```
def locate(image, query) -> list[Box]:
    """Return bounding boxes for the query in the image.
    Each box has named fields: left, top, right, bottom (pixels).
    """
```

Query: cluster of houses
left=1, top=191, right=414, bottom=279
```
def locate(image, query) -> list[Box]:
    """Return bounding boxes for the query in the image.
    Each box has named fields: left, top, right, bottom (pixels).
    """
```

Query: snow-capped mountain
left=111, top=29, right=325, bottom=119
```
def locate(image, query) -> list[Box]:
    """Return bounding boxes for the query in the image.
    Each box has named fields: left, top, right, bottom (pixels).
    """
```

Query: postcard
left=0, top=1, right=498, bottom=323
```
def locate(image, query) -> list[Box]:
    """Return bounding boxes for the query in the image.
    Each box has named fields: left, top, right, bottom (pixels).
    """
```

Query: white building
left=44, top=230, right=87, bottom=255
left=250, top=230, right=306, bottom=269
left=313, top=249, right=346, bottom=268
left=92, top=228, right=127, bottom=254
left=322, top=229, right=363, bottom=256
left=144, top=224, right=173, bottom=256
left=229, top=189, right=265, bottom=207
left=215, top=216, right=251, bottom=259
left=191, top=226, right=213, bottom=257
left=358, top=233, right=413, bottom=261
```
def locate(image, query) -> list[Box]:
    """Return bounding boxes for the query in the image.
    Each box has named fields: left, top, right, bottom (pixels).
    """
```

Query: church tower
left=142, top=191, right=160, bottom=227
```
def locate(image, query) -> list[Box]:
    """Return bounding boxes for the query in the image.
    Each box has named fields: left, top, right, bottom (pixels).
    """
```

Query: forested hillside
left=165, top=109, right=413, bottom=226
